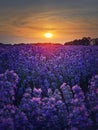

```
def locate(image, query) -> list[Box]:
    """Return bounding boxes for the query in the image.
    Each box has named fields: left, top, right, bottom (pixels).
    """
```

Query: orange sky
left=0, top=0, right=98, bottom=44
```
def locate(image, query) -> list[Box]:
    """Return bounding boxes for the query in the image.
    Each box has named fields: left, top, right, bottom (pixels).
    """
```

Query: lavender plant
left=0, top=44, right=98, bottom=130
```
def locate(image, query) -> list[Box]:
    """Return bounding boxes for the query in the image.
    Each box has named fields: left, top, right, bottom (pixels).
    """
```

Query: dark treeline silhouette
left=64, top=37, right=98, bottom=45
left=0, top=37, right=98, bottom=46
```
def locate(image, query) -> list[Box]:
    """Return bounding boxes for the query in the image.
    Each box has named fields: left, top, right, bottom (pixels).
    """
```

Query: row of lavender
left=0, top=44, right=98, bottom=129
left=0, top=45, right=98, bottom=89
left=0, top=70, right=98, bottom=130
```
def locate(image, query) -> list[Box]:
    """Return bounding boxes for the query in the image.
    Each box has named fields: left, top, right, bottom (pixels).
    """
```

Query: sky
left=0, top=0, right=98, bottom=44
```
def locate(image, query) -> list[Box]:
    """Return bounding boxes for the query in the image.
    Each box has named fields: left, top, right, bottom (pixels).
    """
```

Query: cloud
left=0, top=0, right=98, bottom=43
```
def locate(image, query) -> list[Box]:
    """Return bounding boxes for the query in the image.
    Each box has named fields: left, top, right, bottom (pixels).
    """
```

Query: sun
left=44, top=32, right=53, bottom=38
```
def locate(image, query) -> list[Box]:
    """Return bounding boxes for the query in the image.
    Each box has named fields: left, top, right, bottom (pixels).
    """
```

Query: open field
left=0, top=44, right=98, bottom=130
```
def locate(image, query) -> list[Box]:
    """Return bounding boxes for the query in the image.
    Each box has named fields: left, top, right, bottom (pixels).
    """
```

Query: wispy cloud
left=0, top=0, right=98, bottom=43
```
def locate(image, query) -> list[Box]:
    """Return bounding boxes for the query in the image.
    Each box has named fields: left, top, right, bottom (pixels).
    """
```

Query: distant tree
left=64, top=37, right=91, bottom=45
left=95, top=38, right=98, bottom=45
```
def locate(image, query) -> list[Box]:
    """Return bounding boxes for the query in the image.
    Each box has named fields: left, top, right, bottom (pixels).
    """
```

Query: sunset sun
left=44, top=32, right=53, bottom=38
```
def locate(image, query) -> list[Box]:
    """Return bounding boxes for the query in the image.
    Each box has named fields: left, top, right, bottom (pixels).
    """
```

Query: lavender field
left=0, top=44, right=98, bottom=130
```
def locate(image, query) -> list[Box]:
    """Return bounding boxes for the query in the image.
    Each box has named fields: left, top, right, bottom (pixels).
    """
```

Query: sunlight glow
left=44, top=33, right=53, bottom=38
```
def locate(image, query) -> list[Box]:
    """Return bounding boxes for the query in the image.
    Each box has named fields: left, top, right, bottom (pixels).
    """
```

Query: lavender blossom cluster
left=0, top=44, right=98, bottom=130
